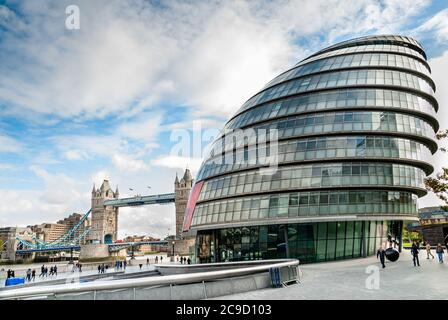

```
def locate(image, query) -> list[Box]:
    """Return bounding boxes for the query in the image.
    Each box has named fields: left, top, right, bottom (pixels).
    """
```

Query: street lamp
left=171, top=241, right=175, bottom=262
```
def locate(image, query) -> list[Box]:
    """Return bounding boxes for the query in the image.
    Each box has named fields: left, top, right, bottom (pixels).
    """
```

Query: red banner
left=183, top=181, right=204, bottom=231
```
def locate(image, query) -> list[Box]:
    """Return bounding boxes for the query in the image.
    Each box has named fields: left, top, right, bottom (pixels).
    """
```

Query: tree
left=402, top=228, right=422, bottom=243
left=424, top=129, right=448, bottom=210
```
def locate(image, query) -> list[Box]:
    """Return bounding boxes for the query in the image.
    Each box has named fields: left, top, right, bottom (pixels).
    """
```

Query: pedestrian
left=26, top=268, right=31, bottom=282
left=187, top=258, right=191, bottom=265
left=49, top=266, right=54, bottom=276
left=123, top=260, right=127, bottom=270
left=376, top=246, right=386, bottom=268
left=436, top=243, right=444, bottom=263
left=79, top=264, right=82, bottom=272
left=54, top=265, right=57, bottom=276
left=176, top=256, right=179, bottom=263
left=160, top=256, right=163, bottom=263
left=31, top=269, right=36, bottom=281
left=6, top=269, right=10, bottom=279
left=39, top=265, right=45, bottom=277
left=139, top=263, right=142, bottom=270
left=155, top=256, right=158, bottom=264
left=411, top=241, right=420, bottom=267
left=146, top=258, right=149, bottom=266
left=98, top=264, right=101, bottom=274
left=426, top=242, right=434, bottom=259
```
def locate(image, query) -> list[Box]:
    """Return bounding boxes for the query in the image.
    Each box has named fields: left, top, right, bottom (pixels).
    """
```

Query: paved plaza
left=0, top=253, right=174, bottom=288
left=215, top=250, right=448, bottom=300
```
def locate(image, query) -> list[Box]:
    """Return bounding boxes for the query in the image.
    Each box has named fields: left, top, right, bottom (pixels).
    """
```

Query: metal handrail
left=0, top=259, right=299, bottom=300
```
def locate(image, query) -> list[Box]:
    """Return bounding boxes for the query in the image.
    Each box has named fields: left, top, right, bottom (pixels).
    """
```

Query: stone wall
left=79, top=244, right=110, bottom=259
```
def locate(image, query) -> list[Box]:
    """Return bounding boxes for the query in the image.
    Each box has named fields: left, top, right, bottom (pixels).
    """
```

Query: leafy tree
left=424, top=129, right=448, bottom=210
left=402, top=228, right=422, bottom=243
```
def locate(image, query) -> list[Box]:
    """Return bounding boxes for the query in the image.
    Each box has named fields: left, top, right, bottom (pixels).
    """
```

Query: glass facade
left=262, top=53, right=432, bottom=91
left=239, top=69, right=434, bottom=113
left=192, top=191, right=417, bottom=226
left=185, top=35, right=438, bottom=264
left=198, top=136, right=432, bottom=181
left=226, top=89, right=437, bottom=130
left=196, top=221, right=400, bottom=263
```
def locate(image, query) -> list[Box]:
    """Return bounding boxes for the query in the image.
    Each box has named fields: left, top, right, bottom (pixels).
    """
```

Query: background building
left=174, top=169, right=193, bottom=239
left=87, top=180, right=119, bottom=244
left=0, top=227, right=35, bottom=260
left=184, top=35, right=439, bottom=263
left=406, top=207, right=448, bottom=245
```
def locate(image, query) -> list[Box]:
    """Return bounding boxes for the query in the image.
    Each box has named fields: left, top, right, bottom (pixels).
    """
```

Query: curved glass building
left=183, top=35, right=439, bottom=263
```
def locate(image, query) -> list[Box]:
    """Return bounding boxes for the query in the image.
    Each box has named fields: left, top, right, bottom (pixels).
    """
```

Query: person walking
left=436, top=243, right=444, bottom=263
left=49, top=266, right=54, bottom=276
left=160, top=256, right=163, bottom=263
left=377, top=247, right=386, bottom=268
left=98, top=264, right=101, bottom=274
left=26, top=268, right=31, bottom=282
left=123, top=260, right=127, bottom=270
left=426, top=242, right=434, bottom=259
left=146, top=258, right=149, bottom=267
left=411, top=241, right=420, bottom=267
left=31, top=269, right=36, bottom=281
left=54, top=265, right=57, bottom=276
left=139, top=263, right=143, bottom=270
left=187, top=258, right=191, bottom=265
left=155, top=256, right=158, bottom=264
left=39, top=265, right=45, bottom=277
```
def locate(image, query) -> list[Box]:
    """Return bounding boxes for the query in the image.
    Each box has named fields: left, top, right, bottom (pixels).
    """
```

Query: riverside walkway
left=215, top=250, right=448, bottom=300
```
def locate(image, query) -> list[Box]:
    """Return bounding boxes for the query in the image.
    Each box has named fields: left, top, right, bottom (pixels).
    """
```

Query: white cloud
left=0, top=163, right=16, bottom=170
left=414, top=8, right=448, bottom=43
left=0, top=135, right=22, bottom=153
left=112, top=154, right=150, bottom=172
left=0, top=0, right=432, bottom=120
left=64, top=149, right=90, bottom=161
left=151, top=155, right=203, bottom=174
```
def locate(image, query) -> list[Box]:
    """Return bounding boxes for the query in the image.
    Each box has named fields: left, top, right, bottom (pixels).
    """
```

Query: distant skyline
left=1, top=0, right=448, bottom=238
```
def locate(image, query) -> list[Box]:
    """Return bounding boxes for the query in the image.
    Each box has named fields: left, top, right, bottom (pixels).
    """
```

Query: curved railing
left=0, top=259, right=300, bottom=300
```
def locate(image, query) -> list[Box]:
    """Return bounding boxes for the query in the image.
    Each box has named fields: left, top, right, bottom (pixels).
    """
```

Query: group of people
left=422, top=241, right=447, bottom=263
left=114, top=260, right=127, bottom=270
left=6, top=269, right=16, bottom=279
left=39, top=265, right=58, bottom=277
left=154, top=256, right=163, bottom=264
left=97, top=263, right=109, bottom=274
left=72, top=263, right=83, bottom=272
left=177, top=256, right=191, bottom=264
left=377, top=241, right=448, bottom=268
left=410, top=241, right=448, bottom=266
left=26, top=268, right=36, bottom=282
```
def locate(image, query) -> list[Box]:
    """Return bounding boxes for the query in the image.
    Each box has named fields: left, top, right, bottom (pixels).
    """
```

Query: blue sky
left=0, top=0, right=448, bottom=238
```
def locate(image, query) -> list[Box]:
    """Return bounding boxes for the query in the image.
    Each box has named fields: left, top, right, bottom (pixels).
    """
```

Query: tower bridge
left=11, top=169, right=193, bottom=261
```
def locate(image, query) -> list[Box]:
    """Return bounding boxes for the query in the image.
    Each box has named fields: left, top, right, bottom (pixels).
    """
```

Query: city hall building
left=183, top=35, right=439, bottom=263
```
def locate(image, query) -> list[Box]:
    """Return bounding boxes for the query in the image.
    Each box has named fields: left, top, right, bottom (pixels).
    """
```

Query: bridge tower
left=174, top=169, right=193, bottom=239
left=87, top=180, right=119, bottom=244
